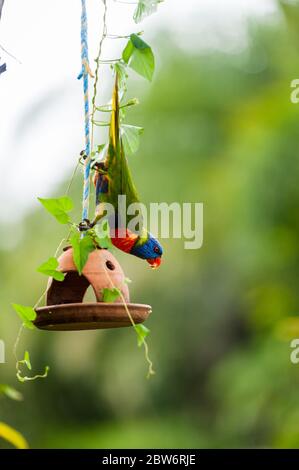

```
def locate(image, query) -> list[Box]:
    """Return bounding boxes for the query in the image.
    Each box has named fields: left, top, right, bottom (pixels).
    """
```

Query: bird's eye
left=154, top=246, right=160, bottom=254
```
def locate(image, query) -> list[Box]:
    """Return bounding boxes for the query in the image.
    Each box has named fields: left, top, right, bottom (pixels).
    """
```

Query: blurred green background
left=2, top=0, right=299, bottom=449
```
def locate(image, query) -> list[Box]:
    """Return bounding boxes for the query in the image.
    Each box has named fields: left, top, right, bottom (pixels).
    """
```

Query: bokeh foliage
left=1, top=3, right=299, bottom=448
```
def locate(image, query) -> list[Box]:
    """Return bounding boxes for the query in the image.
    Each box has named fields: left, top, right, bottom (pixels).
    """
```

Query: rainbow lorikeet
left=92, top=75, right=163, bottom=268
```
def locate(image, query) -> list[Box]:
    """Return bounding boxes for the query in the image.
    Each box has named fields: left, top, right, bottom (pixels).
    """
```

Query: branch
left=0, top=2, right=21, bottom=71
left=0, top=0, right=6, bottom=75
left=0, top=0, right=4, bottom=21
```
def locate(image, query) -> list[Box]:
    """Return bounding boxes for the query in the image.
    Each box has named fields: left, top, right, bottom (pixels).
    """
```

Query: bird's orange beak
left=147, top=257, right=162, bottom=269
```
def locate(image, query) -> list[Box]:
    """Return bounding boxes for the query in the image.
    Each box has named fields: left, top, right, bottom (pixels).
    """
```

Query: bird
left=92, top=74, right=163, bottom=269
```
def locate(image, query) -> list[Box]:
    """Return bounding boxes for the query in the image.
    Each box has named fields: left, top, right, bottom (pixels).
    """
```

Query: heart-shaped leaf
left=102, top=287, right=121, bottom=303
left=38, top=196, right=73, bottom=224
left=95, top=220, right=113, bottom=249
left=70, top=231, right=95, bottom=275
left=37, top=257, right=65, bottom=281
left=134, top=324, right=150, bottom=347
left=133, top=0, right=162, bottom=23
left=12, top=304, right=36, bottom=330
left=121, top=124, right=144, bottom=155
left=122, top=34, right=155, bottom=81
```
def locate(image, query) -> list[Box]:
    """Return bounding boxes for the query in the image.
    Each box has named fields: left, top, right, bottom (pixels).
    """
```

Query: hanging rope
left=79, top=0, right=91, bottom=221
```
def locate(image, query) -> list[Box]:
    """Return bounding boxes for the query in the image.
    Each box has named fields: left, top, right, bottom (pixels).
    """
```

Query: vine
left=91, top=0, right=108, bottom=151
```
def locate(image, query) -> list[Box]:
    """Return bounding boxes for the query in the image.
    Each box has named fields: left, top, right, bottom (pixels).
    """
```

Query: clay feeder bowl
left=34, top=247, right=151, bottom=331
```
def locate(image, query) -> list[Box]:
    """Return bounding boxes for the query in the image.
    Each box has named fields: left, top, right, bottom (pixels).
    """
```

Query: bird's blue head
left=130, top=232, right=163, bottom=268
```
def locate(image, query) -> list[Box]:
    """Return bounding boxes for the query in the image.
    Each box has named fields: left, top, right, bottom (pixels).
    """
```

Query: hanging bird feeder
left=33, top=0, right=161, bottom=334
left=34, top=246, right=151, bottom=331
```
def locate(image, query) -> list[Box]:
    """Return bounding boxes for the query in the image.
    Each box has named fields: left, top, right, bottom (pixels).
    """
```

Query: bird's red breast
left=111, top=228, right=138, bottom=254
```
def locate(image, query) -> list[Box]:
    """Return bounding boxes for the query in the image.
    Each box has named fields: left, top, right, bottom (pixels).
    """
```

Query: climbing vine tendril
left=91, top=0, right=108, bottom=153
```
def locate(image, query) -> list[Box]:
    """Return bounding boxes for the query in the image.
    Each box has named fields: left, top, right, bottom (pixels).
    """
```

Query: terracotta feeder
left=34, top=247, right=151, bottom=331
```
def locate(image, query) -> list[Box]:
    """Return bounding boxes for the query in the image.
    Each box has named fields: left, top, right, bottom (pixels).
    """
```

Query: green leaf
left=122, top=39, right=134, bottom=64
left=12, top=304, right=36, bottom=330
left=130, top=33, right=150, bottom=50
left=122, top=34, right=155, bottom=81
left=38, top=196, right=73, bottom=224
left=15, top=350, right=32, bottom=378
left=92, top=143, right=109, bottom=164
left=96, top=143, right=106, bottom=154
left=95, top=220, right=113, bottom=249
left=122, top=97, right=139, bottom=108
left=0, top=385, right=23, bottom=401
left=113, top=61, right=128, bottom=90
left=23, top=351, right=32, bottom=371
left=121, top=124, right=144, bottom=155
left=130, top=44, right=155, bottom=82
left=134, top=324, right=150, bottom=347
left=37, top=257, right=65, bottom=282
left=70, top=231, right=95, bottom=275
left=102, top=287, right=121, bottom=303
left=133, top=0, right=161, bottom=23
left=91, top=144, right=106, bottom=158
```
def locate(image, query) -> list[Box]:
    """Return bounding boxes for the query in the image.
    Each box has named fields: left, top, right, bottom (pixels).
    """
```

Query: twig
left=0, top=44, right=22, bottom=64
left=65, top=158, right=81, bottom=197
left=105, top=34, right=131, bottom=39
left=0, top=3, right=22, bottom=68
left=0, top=0, right=4, bottom=20
left=13, top=324, right=24, bottom=364
left=97, top=58, right=121, bottom=63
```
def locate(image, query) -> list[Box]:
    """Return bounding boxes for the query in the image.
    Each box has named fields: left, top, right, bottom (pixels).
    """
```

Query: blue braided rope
left=79, top=0, right=91, bottom=221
